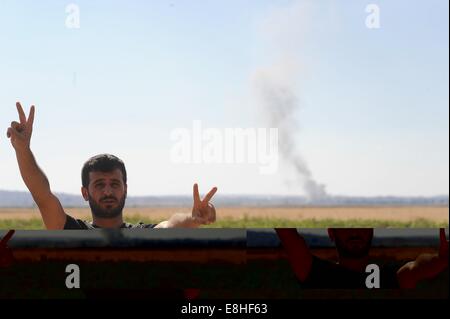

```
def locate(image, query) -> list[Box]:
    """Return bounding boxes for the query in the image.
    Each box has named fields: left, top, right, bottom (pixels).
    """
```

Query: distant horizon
left=1, top=189, right=449, bottom=198
left=1, top=189, right=448, bottom=210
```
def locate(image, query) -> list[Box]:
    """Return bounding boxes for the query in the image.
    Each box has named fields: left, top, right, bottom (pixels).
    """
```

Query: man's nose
left=103, top=185, right=113, bottom=195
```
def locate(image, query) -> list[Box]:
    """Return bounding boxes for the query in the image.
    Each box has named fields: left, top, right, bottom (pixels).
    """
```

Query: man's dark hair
left=81, top=154, right=127, bottom=188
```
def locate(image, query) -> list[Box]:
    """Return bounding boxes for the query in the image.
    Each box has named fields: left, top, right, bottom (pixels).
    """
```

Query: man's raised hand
left=192, top=183, right=217, bottom=225
left=7, top=102, right=35, bottom=151
left=439, top=228, right=448, bottom=263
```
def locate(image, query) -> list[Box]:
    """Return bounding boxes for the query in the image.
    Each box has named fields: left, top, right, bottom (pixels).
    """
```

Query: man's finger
left=0, top=230, right=15, bottom=247
left=10, top=121, right=21, bottom=130
left=16, top=102, right=27, bottom=124
left=28, top=105, right=35, bottom=128
left=207, top=203, right=216, bottom=223
left=193, top=183, right=201, bottom=206
left=202, top=187, right=218, bottom=204
left=440, top=228, right=447, bottom=244
left=6, top=127, right=18, bottom=139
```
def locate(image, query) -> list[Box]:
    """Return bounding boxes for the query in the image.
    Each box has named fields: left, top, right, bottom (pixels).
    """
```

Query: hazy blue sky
left=0, top=0, right=448, bottom=197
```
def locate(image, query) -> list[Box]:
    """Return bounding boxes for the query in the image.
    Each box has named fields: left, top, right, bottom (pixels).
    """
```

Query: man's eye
left=95, top=184, right=105, bottom=189
left=112, top=183, right=120, bottom=188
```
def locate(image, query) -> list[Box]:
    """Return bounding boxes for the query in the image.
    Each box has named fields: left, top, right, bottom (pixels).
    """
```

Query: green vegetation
left=0, top=216, right=446, bottom=229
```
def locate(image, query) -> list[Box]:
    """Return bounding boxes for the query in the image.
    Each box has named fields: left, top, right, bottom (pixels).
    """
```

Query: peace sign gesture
left=192, top=183, right=218, bottom=225
left=7, top=102, right=35, bottom=151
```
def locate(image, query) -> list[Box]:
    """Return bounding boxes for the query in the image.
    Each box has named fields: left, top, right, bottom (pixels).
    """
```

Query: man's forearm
left=412, top=254, right=448, bottom=281
left=398, top=253, right=448, bottom=288
left=275, top=229, right=313, bottom=282
left=15, top=148, right=52, bottom=205
left=155, top=213, right=202, bottom=228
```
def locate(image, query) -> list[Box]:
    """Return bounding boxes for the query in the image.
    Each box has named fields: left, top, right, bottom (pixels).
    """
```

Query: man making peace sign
left=7, top=102, right=218, bottom=229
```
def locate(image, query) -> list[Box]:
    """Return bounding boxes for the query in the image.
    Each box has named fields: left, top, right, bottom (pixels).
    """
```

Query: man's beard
left=335, top=236, right=372, bottom=259
left=88, top=194, right=126, bottom=219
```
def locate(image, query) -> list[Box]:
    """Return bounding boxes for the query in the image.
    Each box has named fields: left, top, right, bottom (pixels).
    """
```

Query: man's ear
left=81, top=187, right=89, bottom=201
left=328, top=228, right=335, bottom=242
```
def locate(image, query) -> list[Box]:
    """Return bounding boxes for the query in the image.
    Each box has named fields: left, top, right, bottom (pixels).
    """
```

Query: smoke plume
left=254, top=63, right=327, bottom=200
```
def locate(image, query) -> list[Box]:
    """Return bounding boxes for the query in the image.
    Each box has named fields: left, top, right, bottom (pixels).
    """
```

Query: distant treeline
left=0, top=190, right=448, bottom=208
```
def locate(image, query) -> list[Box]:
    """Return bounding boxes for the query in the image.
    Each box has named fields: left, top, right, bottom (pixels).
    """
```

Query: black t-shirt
left=301, top=256, right=400, bottom=289
left=63, top=214, right=157, bottom=229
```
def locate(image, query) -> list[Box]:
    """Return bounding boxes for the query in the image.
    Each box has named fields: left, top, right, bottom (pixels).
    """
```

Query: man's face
left=81, top=169, right=127, bottom=219
left=329, top=228, right=374, bottom=259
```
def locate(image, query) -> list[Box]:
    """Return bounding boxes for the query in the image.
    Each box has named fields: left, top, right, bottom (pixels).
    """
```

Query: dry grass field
left=0, top=206, right=448, bottom=229
left=0, top=206, right=448, bottom=221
